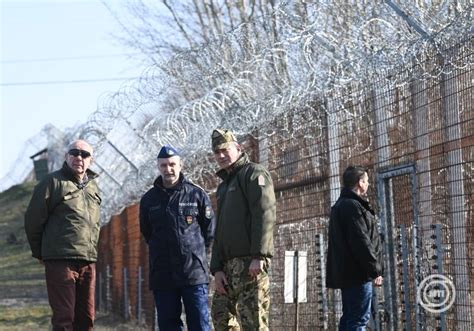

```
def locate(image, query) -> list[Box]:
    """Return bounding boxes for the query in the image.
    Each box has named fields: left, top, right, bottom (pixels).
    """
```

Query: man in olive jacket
left=326, top=166, right=383, bottom=330
left=25, top=140, right=101, bottom=331
left=210, top=129, right=276, bottom=331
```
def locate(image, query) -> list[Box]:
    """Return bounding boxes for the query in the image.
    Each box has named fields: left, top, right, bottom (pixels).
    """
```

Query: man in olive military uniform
left=210, top=129, right=276, bottom=331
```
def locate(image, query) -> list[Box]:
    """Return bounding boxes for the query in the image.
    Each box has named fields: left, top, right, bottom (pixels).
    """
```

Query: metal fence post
left=399, top=225, right=412, bottom=330
left=137, top=266, right=144, bottom=324
left=294, top=250, right=299, bottom=331
left=315, top=233, right=328, bottom=329
left=106, top=265, right=112, bottom=312
left=431, top=224, right=447, bottom=331
left=123, top=267, right=129, bottom=320
left=97, top=271, right=103, bottom=312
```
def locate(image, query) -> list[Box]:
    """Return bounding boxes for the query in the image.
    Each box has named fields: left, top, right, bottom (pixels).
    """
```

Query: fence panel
left=95, top=38, right=472, bottom=330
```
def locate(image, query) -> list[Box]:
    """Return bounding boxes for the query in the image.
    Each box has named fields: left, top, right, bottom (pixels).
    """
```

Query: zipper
left=81, top=184, right=94, bottom=259
left=167, top=188, right=181, bottom=253
left=217, top=179, right=231, bottom=233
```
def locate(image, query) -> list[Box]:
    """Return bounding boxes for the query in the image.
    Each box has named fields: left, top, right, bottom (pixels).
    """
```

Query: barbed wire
left=1, top=1, right=472, bottom=223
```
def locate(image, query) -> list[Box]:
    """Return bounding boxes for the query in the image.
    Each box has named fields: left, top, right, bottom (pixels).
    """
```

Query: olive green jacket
left=24, top=163, right=101, bottom=262
left=210, top=153, right=276, bottom=274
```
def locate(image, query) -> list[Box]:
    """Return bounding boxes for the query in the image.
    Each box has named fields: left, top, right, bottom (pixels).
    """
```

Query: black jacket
left=326, top=188, right=382, bottom=288
left=140, top=174, right=215, bottom=290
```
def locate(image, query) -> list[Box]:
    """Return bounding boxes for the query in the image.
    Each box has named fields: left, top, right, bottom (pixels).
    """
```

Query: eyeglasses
left=68, top=149, right=91, bottom=158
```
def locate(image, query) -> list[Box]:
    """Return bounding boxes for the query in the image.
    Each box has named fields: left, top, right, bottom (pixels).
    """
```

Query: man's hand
left=248, top=258, right=264, bottom=278
left=214, top=271, right=229, bottom=295
left=374, top=276, right=383, bottom=287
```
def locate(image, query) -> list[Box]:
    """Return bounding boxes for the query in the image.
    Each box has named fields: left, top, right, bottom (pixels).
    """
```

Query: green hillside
left=0, top=182, right=50, bottom=329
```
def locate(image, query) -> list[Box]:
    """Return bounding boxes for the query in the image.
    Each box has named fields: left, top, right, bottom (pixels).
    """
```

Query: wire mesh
left=1, top=2, right=472, bottom=328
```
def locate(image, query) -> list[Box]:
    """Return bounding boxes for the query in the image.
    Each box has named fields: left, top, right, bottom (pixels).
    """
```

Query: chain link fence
left=95, top=36, right=472, bottom=329
left=2, top=2, right=471, bottom=329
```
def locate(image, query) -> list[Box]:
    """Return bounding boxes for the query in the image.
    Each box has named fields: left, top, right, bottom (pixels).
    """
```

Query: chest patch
left=179, top=202, right=198, bottom=207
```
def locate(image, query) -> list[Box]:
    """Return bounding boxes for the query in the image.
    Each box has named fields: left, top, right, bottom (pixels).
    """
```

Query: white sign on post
left=284, top=250, right=307, bottom=303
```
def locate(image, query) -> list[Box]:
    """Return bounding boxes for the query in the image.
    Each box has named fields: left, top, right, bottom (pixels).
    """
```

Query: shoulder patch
left=258, top=175, right=265, bottom=186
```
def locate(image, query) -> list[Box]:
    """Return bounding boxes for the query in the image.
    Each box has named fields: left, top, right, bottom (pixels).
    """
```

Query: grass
left=0, top=246, right=45, bottom=280
left=0, top=306, right=145, bottom=331
left=0, top=183, right=46, bottom=292
left=0, top=182, right=36, bottom=250
left=0, top=305, right=51, bottom=331
left=0, top=182, right=49, bottom=330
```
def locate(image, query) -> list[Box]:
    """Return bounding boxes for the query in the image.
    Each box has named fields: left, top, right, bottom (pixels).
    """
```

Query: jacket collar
left=154, top=172, right=185, bottom=190
left=340, top=187, right=374, bottom=214
left=61, top=162, right=98, bottom=184
left=216, top=153, right=250, bottom=180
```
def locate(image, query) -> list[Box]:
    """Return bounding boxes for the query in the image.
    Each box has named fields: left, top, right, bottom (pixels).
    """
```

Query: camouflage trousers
left=211, top=257, right=270, bottom=331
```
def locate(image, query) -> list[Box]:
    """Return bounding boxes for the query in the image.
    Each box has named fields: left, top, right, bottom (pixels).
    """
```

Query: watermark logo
left=417, top=274, right=455, bottom=313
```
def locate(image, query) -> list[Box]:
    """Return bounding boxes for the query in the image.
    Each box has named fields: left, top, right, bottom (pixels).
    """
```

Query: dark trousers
left=44, top=260, right=96, bottom=331
left=153, top=284, right=211, bottom=331
left=339, top=281, right=373, bottom=331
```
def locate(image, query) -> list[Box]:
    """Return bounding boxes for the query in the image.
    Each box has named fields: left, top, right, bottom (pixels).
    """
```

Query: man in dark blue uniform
left=140, top=146, right=216, bottom=331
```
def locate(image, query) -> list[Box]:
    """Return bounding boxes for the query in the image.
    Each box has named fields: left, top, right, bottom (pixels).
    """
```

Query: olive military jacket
left=210, top=153, right=276, bottom=274
left=24, top=162, right=101, bottom=262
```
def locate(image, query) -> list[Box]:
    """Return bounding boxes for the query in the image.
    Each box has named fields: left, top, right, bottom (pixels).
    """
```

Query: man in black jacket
left=140, top=146, right=216, bottom=331
left=326, top=166, right=383, bottom=330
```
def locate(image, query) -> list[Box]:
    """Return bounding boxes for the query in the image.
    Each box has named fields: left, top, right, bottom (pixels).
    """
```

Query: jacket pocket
left=192, top=252, right=206, bottom=273
left=89, top=192, right=101, bottom=205
left=148, top=204, right=163, bottom=223
left=62, top=190, right=81, bottom=201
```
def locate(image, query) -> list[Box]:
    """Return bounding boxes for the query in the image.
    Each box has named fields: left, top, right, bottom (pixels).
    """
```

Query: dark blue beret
left=157, top=145, right=180, bottom=159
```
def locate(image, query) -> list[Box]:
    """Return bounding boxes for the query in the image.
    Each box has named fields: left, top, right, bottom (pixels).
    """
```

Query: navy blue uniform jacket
left=140, top=174, right=215, bottom=290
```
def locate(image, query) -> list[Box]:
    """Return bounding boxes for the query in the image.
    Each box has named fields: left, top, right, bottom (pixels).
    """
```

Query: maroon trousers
left=44, top=260, right=96, bottom=331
